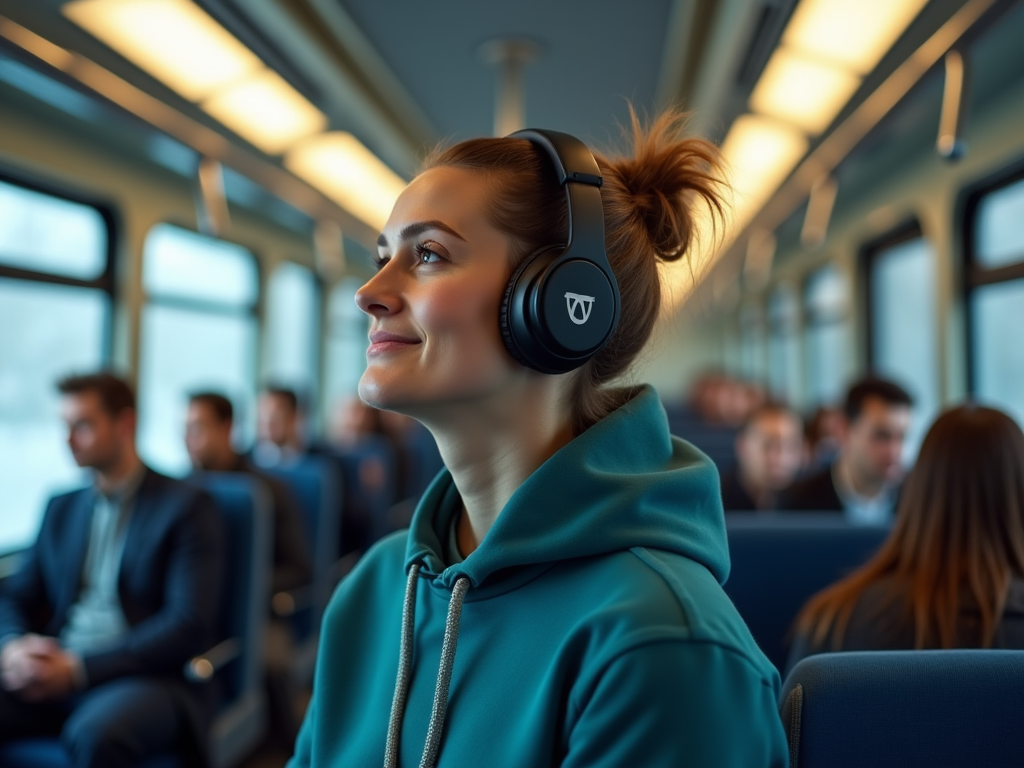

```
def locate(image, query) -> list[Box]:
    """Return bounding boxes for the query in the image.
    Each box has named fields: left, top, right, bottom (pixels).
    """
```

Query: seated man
left=185, top=391, right=312, bottom=595
left=720, top=403, right=804, bottom=511
left=185, top=391, right=312, bottom=744
left=782, top=377, right=913, bottom=524
left=0, top=373, right=224, bottom=768
left=251, top=386, right=316, bottom=467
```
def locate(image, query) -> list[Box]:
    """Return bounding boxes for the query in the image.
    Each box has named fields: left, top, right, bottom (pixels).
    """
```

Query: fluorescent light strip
left=286, top=132, right=407, bottom=231
left=64, top=0, right=262, bottom=101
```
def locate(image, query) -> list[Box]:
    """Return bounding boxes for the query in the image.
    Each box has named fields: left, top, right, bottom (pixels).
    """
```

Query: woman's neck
left=423, top=386, right=575, bottom=558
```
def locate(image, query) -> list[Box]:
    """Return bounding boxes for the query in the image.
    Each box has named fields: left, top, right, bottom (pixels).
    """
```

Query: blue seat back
left=330, top=436, right=399, bottom=548
left=781, top=650, right=1024, bottom=768
left=0, top=740, right=180, bottom=768
left=191, top=473, right=271, bottom=706
left=724, top=515, right=888, bottom=672
left=263, top=457, right=340, bottom=621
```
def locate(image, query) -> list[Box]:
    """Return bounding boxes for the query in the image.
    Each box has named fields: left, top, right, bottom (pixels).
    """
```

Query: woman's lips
left=367, top=331, right=421, bottom=356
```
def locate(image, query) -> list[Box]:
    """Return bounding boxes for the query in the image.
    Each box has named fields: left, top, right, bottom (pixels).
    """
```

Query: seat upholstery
left=781, top=650, right=1024, bottom=768
left=0, top=739, right=180, bottom=768
left=723, top=515, right=888, bottom=672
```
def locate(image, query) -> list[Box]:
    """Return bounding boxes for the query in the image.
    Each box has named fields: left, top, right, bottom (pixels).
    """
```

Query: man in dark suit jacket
left=782, top=377, right=912, bottom=524
left=0, top=373, right=224, bottom=768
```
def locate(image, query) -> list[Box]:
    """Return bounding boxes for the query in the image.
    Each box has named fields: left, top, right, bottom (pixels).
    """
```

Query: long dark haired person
left=788, top=405, right=1024, bottom=671
left=287, top=113, right=788, bottom=768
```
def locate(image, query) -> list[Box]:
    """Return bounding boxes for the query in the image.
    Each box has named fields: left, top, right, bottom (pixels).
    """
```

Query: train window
left=324, top=277, right=368, bottom=409
left=767, top=283, right=801, bottom=404
left=967, top=171, right=1024, bottom=427
left=975, top=175, right=1024, bottom=268
left=867, top=232, right=939, bottom=459
left=137, top=225, right=259, bottom=476
left=739, top=304, right=766, bottom=382
left=0, top=282, right=108, bottom=554
left=972, top=280, right=1024, bottom=426
left=0, top=179, right=107, bottom=279
left=264, top=261, right=320, bottom=401
left=803, top=265, right=849, bottom=406
left=0, top=178, right=113, bottom=554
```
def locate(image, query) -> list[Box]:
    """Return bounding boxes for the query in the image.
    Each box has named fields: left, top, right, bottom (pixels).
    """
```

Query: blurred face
left=61, top=392, right=131, bottom=471
left=845, top=397, right=911, bottom=486
left=259, top=394, right=296, bottom=447
left=356, top=166, right=520, bottom=414
left=330, top=396, right=378, bottom=445
left=185, top=402, right=233, bottom=469
left=736, top=411, right=804, bottom=492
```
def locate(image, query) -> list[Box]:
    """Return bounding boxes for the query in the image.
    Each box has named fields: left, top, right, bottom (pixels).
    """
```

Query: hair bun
left=597, top=110, right=725, bottom=264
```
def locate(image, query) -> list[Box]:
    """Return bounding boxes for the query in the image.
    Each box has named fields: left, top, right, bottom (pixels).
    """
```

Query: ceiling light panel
left=202, top=69, right=327, bottom=155
left=64, top=0, right=262, bottom=101
left=721, top=114, right=809, bottom=230
left=750, top=47, right=862, bottom=134
left=285, top=133, right=407, bottom=231
left=783, top=0, right=931, bottom=75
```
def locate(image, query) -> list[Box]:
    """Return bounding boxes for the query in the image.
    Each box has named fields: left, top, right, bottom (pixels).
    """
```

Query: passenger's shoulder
left=324, top=530, right=410, bottom=610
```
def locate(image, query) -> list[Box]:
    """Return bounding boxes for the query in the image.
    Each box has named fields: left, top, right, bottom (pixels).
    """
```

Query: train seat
left=262, top=456, right=342, bottom=682
left=781, top=650, right=1024, bottom=768
left=0, top=474, right=271, bottom=768
left=0, top=739, right=180, bottom=768
left=723, top=515, right=888, bottom=672
left=330, top=436, right=400, bottom=548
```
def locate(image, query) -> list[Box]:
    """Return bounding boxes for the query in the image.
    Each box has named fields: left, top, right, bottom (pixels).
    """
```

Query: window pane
left=143, top=224, right=258, bottom=307
left=0, top=280, right=108, bottom=553
left=804, top=266, right=850, bottom=405
left=767, top=285, right=800, bottom=404
left=739, top=305, right=766, bottom=382
left=324, top=278, right=367, bottom=406
left=265, top=262, right=319, bottom=395
left=0, top=180, right=106, bottom=279
left=972, top=279, right=1024, bottom=428
left=870, top=237, right=939, bottom=459
left=137, top=305, right=257, bottom=476
left=976, top=176, right=1024, bottom=268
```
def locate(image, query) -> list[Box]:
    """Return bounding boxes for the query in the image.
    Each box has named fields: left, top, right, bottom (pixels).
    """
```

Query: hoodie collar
left=405, top=385, right=729, bottom=593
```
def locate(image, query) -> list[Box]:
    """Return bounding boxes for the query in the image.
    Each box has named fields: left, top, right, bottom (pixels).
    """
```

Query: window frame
left=960, top=158, right=1024, bottom=396
left=860, top=219, right=924, bottom=371
left=0, top=168, right=118, bottom=555
left=0, top=167, right=118, bottom=304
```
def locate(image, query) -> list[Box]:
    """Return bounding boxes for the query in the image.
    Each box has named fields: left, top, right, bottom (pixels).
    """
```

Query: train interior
left=1, top=0, right=1024, bottom=766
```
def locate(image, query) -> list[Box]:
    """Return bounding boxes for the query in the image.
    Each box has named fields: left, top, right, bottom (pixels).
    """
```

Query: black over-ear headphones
left=500, top=129, right=621, bottom=374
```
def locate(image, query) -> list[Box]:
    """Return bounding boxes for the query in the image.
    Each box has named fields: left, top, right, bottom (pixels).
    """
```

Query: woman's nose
left=355, top=267, right=402, bottom=317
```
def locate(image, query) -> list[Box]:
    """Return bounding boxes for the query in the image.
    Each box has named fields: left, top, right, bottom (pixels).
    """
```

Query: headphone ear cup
left=500, top=247, right=555, bottom=369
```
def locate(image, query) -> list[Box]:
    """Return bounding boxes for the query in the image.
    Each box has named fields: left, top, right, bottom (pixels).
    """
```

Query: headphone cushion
left=500, top=247, right=554, bottom=369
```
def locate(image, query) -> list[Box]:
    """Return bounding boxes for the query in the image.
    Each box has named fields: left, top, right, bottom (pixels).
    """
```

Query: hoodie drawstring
left=384, top=563, right=471, bottom=768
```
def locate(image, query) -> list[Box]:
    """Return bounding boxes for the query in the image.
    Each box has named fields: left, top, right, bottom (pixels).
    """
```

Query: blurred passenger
left=327, top=394, right=385, bottom=449
left=782, top=377, right=913, bottom=524
left=253, top=386, right=307, bottom=466
left=186, top=392, right=311, bottom=594
left=0, top=373, right=223, bottom=767
left=788, top=405, right=1024, bottom=671
left=720, top=404, right=804, bottom=511
left=185, top=391, right=312, bottom=745
left=805, top=405, right=844, bottom=468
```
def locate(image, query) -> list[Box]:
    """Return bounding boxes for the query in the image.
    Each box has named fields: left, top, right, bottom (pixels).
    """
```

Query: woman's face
left=356, top=166, right=520, bottom=415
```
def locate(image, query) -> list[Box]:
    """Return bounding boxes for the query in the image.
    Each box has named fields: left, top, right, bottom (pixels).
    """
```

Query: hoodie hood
left=404, top=385, right=729, bottom=591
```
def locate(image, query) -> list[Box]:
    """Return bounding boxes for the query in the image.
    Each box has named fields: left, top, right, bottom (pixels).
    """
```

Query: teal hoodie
left=288, top=386, right=788, bottom=767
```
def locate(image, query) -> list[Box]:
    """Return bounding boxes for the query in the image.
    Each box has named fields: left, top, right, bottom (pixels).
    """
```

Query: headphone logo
left=564, top=292, right=595, bottom=326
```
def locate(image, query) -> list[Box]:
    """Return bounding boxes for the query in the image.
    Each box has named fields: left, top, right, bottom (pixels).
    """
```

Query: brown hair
left=795, top=405, right=1024, bottom=650
left=424, top=109, right=725, bottom=434
left=57, top=372, right=135, bottom=416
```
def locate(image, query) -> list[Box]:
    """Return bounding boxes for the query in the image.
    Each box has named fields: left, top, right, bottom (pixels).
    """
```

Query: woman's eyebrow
left=377, top=220, right=466, bottom=248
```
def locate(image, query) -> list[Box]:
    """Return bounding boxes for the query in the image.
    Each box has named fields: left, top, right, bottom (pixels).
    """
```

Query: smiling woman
left=288, top=111, right=789, bottom=768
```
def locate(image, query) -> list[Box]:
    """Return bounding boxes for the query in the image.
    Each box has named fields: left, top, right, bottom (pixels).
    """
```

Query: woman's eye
left=415, top=244, right=444, bottom=264
left=373, top=256, right=390, bottom=271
